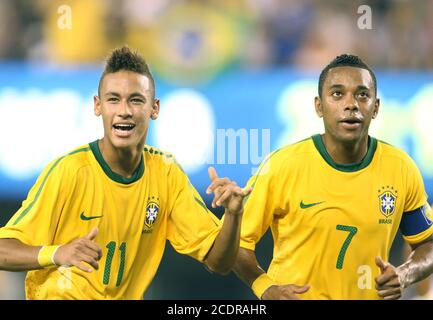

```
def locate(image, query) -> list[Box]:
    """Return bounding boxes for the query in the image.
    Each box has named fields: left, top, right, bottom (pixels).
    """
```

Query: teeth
left=113, top=124, right=135, bottom=130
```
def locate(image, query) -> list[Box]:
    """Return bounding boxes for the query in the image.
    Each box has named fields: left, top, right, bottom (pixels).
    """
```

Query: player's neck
left=321, top=134, right=369, bottom=165
left=98, top=138, right=144, bottom=178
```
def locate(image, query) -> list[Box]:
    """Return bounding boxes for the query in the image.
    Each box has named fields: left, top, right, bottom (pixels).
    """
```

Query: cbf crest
left=145, top=196, right=160, bottom=229
left=378, top=186, right=398, bottom=219
left=421, top=204, right=433, bottom=226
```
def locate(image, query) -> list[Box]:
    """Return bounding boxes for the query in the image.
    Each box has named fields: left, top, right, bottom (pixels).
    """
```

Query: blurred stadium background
left=0, top=0, right=432, bottom=299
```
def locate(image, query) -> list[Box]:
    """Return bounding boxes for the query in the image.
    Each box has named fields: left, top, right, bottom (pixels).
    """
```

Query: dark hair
left=318, top=54, right=377, bottom=97
left=98, top=46, right=155, bottom=96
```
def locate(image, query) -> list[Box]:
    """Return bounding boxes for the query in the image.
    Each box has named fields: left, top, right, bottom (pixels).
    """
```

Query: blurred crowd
left=0, top=0, right=433, bottom=300
left=0, top=0, right=432, bottom=83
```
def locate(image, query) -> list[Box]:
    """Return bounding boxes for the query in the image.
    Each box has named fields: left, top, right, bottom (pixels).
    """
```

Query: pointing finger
left=208, top=167, right=218, bottom=182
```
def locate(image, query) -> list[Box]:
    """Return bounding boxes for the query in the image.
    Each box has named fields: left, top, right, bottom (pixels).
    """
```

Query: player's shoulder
left=143, top=145, right=187, bottom=180
left=36, top=143, right=93, bottom=182
left=61, top=143, right=93, bottom=166
left=376, top=138, right=419, bottom=169
left=377, top=138, right=412, bottom=162
left=266, top=136, right=315, bottom=164
left=143, top=145, right=172, bottom=157
left=143, top=145, right=177, bottom=168
left=255, top=136, right=315, bottom=175
left=48, top=143, right=93, bottom=171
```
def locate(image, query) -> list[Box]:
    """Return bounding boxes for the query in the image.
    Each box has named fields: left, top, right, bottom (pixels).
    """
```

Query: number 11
left=103, top=241, right=126, bottom=286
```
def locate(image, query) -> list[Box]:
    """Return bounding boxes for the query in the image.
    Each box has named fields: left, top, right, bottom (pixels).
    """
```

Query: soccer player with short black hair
left=233, top=54, right=433, bottom=300
left=0, top=46, right=250, bottom=299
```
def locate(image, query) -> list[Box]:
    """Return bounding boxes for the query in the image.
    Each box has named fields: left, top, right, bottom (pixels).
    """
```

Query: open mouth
left=340, top=118, right=362, bottom=129
left=112, top=123, right=136, bottom=137
left=342, top=119, right=361, bottom=124
left=113, top=124, right=136, bottom=131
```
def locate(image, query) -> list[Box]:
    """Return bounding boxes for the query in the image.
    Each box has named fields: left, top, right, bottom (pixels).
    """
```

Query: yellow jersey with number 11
left=0, top=140, right=221, bottom=299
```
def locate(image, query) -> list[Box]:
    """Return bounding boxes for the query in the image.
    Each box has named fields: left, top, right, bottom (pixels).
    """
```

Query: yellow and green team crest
left=421, top=203, right=433, bottom=226
left=145, top=197, right=160, bottom=228
left=378, top=186, right=397, bottom=217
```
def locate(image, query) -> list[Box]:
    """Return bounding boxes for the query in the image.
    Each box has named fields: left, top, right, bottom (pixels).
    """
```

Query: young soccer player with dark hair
left=0, top=46, right=250, bottom=299
left=234, top=54, right=433, bottom=300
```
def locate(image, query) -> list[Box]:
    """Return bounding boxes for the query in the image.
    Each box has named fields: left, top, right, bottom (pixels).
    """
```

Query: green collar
left=312, top=134, right=377, bottom=172
left=89, top=140, right=145, bottom=184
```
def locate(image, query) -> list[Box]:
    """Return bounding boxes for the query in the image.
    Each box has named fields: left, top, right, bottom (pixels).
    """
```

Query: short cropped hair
left=318, top=54, right=377, bottom=97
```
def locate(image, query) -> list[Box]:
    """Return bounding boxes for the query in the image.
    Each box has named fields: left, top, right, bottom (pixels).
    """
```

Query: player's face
left=94, top=70, right=159, bottom=150
left=315, top=66, right=379, bottom=144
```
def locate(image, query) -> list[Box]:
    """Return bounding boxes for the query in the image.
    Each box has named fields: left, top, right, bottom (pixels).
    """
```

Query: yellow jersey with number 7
left=240, top=134, right=433, bottom=299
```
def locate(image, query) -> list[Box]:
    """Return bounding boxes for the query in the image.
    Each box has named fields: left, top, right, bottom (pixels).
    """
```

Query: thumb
left=375, top=256, right=388, bottom=273
left=86, top=227, right=98, bottom=241
left=292, top=284, right=310, bottom=294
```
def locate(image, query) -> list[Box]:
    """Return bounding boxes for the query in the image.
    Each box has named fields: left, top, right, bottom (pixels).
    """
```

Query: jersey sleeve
left=0, top=156, right=70, bottom=245
left=400, top=203, right=433, bottom=244
left=399, top=156, right=433, bottom=244
left=403, top=156, right=428, bottom=212
left=166, top=160, right=221, bottom=262
left=240, top=153, right=277, bottom=251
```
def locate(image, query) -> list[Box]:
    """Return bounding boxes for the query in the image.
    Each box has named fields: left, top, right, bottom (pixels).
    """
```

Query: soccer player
left=0, top=46, right=250, bottom=299
left=233, top=54, right=433, bottom=300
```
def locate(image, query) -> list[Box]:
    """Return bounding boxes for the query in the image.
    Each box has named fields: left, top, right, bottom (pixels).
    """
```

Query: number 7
left=336, top=225, right=358, bottom=270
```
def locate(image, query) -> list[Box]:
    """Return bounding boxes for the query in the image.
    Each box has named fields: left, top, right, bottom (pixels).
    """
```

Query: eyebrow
left=329, top=84, right=344, bottom=90
left=129, top=92, right=147, bottom=99
left=328, top=84, right=371, bottom=91
left=104, top=92, right=147, bottom=99
left=356, top=85, right=370, bottom=91
left=104, top=92, right=120, bottom=97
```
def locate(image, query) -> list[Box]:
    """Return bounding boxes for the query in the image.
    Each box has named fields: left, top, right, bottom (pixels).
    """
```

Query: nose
left=118, top=100, right=133, bottom=118
left=344, top=95, right=359, bottom=112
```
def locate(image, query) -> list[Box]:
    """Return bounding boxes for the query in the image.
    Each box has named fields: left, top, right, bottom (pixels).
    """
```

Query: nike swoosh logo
left=300, top=201, right=325, bottom=209
left=80, top=212, right=103, bottom=220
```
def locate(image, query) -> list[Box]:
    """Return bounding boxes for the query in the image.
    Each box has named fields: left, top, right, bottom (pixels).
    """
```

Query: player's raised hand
left=206, top=167, right=252, bottom=216
left=375, top=256, right=404, bottom=300
left=53, top=227, right=103, bottom=273
left=261, top=284, right=310, bottom=300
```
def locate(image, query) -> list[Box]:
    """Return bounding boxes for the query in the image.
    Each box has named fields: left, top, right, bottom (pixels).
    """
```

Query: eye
left=358, top=92, right=370, bottom=99
left=332, top=91, right=342, bottom=98
left=107, top=97, right=119, bottom=102
left=131, top=98, right=144, bottom=104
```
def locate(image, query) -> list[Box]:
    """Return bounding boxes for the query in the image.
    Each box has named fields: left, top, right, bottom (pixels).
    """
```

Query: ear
left=372, top=98, right=380, bottom=119
left=314, top=96, right=323, bottom=118
left=151, top=98, right=160, bottom=120
left=94, top=95, right=101, bottom=116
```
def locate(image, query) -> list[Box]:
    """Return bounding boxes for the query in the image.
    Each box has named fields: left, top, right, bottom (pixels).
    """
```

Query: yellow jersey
left=240, top=134, right=433, bottom=300
left=0, top=140, right=221, bottom=299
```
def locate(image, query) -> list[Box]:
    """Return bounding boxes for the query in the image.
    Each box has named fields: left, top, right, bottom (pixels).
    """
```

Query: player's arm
left=0, top=239, right=41, bottom=271
left=375, top=203, right=433, bottom=300
left=0, top=228, right=102, bottom=272
left=233, top=247, right=310, bottom=300
left=375, top=235, right=433, bottom=300
left=400, top=234, right=433, bottom=286
left=203, top=167, right=251, bottom=275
